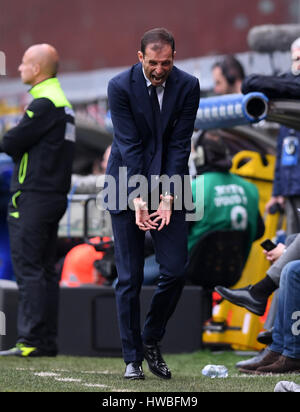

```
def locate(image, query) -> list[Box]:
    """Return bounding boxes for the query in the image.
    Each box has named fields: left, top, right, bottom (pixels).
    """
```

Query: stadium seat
left=186, top=229, right=249, bottom=289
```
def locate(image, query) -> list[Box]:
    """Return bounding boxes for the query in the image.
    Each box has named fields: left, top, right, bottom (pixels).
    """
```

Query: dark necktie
left=150, top=85, right=162, bottom=137
left=148, top=85, right=163, bottom=188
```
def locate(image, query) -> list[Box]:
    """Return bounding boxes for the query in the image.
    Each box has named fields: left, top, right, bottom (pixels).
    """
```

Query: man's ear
left=33, top=63, right=41, bottom=76
left=137, top=51, right=143, bottom=63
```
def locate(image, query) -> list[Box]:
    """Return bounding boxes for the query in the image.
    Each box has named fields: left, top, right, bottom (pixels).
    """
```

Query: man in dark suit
left=106, top=28, right=200, bottom=380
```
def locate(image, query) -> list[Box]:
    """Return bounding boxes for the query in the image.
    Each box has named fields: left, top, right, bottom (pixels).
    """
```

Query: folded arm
left=1, top=98, right=56, bottom=157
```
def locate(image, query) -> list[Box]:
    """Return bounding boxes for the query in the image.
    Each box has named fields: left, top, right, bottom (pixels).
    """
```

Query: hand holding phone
left=260, top=239, right=277, bottom=252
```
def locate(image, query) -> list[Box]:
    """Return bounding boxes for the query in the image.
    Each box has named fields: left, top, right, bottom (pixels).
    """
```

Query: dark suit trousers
left=110, top=209, right=188, bottom=363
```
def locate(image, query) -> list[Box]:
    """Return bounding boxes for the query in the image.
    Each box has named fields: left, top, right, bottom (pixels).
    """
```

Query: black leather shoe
left=257, top=328, right=273, bottom=345
left=143, top=344, right=171, bottom=379
left=124, top=362, right=145, bottom=380
left=215, top=285, right=267, bottom=316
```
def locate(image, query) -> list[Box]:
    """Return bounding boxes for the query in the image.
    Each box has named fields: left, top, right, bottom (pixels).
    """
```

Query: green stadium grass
left=0, top=350, right=299, bottom=392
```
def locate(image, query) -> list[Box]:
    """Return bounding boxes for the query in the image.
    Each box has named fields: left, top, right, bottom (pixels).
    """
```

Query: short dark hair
left=141, top=28, right=175, bottom=55
left=212, top=55, right=245, bottom=85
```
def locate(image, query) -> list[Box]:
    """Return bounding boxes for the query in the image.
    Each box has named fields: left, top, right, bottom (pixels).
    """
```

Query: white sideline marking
left=82, top=370, right=112, bottom=375
left=55, top=377, right=82, bottom=382
left=16, top=367, right=35, bottom=371
left=34, top=372, right=61, bottom=377
left=29, top=369, right=124, bottom=390
left=82, top=383, right=108, bottom=388
left=231, top=373, right=300, bottom=378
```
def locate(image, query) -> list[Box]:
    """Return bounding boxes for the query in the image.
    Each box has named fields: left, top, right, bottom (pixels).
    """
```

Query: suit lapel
left=161, top=68, right=179, bottom=135
left=131, top=63, right=153, bottom=133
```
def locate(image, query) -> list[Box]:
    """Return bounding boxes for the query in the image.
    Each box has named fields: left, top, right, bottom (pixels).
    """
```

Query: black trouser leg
left=43, top=221, right=62, bottom=353
left=7, top=192, right=67, bottom=351
left=111, top=209, right=188, bottom=360
left=142, top=210, right=188, bottom=344
left=110, top=211, right=146, bottom=363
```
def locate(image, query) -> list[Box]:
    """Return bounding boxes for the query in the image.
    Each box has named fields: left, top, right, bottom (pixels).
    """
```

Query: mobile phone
left=260, top=239, right=277, bottom=251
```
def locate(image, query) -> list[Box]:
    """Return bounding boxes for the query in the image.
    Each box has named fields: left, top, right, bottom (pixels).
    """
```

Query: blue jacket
left=106, top=63, right=200, bottom=213
left=273, top=126, right=300, bottom=197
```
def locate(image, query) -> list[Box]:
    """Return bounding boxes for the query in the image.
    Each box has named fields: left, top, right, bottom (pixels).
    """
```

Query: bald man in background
left=0, top=44, right=75, bottom=357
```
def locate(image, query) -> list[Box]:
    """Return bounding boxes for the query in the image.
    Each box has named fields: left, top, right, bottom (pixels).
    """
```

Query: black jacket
left=242, top=72, right=300, bottom=99
left=242, top=72, right=300, bottom=197
left=0, top=78, right=75, bottom=194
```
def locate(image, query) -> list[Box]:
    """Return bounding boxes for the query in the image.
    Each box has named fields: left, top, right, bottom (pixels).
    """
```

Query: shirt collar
left=28, top=77, right=72, bottom=108
left=142, top=67, right=166, bottom=89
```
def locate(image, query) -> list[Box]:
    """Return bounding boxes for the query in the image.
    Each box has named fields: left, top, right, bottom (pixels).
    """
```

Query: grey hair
left=291, top=37, right=300, bottom=51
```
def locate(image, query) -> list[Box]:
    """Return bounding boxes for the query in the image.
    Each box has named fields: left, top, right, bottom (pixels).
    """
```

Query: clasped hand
left=134, top=195, right=173, bottom=232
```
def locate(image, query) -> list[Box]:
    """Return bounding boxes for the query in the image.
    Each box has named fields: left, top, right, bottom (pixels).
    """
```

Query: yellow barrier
left=203, top=151, right=284, bottom=350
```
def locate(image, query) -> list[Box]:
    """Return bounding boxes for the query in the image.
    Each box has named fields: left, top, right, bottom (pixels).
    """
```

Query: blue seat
left=0, top=221, right=14, bottom=280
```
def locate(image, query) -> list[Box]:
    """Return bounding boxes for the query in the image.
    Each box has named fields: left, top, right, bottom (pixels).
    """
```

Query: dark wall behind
left=0, top=0, right=293, bottom=76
